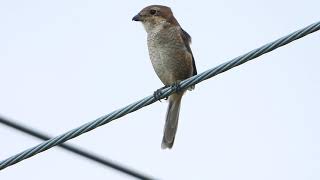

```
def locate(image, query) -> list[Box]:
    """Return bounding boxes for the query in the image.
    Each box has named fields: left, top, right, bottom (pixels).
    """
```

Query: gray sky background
left=0, top=0, right=319, bottom=179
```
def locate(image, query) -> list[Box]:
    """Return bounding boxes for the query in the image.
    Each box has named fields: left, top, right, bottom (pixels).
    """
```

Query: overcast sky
left=0, top=0, right=319, bottom=180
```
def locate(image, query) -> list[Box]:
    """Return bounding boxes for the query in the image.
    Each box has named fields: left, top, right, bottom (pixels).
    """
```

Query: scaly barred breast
left=147, top=26, right=194, bottom=85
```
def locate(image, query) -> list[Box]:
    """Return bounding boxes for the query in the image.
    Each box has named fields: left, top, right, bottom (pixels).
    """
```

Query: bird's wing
left=181, top=28, right=197, bottom=76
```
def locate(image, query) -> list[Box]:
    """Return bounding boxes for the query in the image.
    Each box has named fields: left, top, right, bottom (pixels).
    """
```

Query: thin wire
left=0, top=21, right=319, bottom=171
left=0, top=116, right=154, bottom=180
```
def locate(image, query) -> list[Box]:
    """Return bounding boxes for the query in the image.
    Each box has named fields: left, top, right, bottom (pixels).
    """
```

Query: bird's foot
left=171, top=81, right=182, bottom=92
left=153, top=85, right=169, bottom=101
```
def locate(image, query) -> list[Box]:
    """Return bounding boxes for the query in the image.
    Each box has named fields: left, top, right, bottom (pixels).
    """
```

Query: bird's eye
left=149, top=9, right=157, bottom=15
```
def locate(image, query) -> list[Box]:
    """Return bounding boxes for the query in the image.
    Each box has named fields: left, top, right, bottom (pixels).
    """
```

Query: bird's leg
left=153, top=85, right=169, bottom=101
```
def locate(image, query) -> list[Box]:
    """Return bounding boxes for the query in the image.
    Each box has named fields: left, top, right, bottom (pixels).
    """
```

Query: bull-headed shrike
left=132, top=5, right=197, bottom=149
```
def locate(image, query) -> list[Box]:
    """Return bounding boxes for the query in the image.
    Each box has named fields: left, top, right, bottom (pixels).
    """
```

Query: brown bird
left=132, top=5, right=197, bottom=149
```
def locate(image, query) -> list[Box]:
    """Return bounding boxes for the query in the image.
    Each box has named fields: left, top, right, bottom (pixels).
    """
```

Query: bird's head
left=132, top=5, right=179, bottom=32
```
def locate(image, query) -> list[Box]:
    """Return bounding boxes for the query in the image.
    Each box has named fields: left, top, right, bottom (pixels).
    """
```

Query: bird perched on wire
left=132, top=5, right=197, bottom=149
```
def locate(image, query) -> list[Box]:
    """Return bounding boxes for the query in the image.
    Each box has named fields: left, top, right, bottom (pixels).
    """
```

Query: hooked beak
left=132, top=14, right=141, bottom=21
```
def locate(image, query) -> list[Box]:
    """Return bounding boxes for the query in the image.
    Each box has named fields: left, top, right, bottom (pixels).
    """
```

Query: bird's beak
left=132, top=14, right=141, bottom=21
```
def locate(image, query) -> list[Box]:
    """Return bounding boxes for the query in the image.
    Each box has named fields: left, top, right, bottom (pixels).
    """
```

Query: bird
left=132, top=5, right=197, bottom=149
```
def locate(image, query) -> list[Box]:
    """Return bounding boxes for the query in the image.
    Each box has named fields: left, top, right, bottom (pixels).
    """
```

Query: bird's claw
left=153, top=83, right=181, bottom=102
left=153, top=85, right=169, bottom=102
left=171, top=82, right=182, bottom=92
left=153, top=89, right=163, bottom=101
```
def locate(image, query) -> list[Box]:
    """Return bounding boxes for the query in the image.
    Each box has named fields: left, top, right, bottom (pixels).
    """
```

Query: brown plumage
left=133, top=5, right=197, bottom=149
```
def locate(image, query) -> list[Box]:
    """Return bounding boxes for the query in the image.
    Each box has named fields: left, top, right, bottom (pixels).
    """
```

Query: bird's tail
left=161, top=93, right=183, bottom=149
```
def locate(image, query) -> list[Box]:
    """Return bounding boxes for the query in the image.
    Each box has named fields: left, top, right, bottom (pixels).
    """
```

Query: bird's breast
left=147, top=29, right=193, bottom=85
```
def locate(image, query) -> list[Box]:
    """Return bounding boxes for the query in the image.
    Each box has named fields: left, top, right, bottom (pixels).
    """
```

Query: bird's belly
left=150, top=49, right=174, bottom=85
left=147, top=29, right=193, bottom=86
left=149, top=46, right=192, bottom=86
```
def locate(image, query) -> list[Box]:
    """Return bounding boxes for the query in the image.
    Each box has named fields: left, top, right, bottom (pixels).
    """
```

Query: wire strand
left=0, top=116, right=154, bottom=180
left=0, top=20, right=319, bottom=171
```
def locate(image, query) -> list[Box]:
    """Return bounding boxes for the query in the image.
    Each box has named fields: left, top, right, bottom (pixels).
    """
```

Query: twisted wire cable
left=0, top=116, right=154, bottom=180
left=1, top=21, right=319, bottom=171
